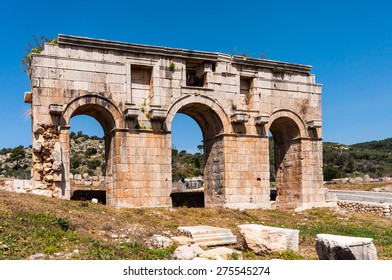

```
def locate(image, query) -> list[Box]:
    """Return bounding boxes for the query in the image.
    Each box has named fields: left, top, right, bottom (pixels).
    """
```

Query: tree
left=8, top=145, right=25, bottom=169
left=323, top=165, right=340, bottom=181
left=85, top=147, right=97, bottom=156
left=71, top=156, right=81, bottom=169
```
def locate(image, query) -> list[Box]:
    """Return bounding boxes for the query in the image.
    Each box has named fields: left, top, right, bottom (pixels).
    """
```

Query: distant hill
left=323, top=138, right=392, bottom=181
left=1, top=134, right=391, bottom=181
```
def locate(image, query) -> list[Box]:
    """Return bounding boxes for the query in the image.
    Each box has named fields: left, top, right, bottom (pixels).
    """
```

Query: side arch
left=266, top=109, right=308, bottom=139
left=266, top=109, right=306, bottom=210
left=58, top=94, right=125, bottom=205
left=61, top=94, right=125, bottom=134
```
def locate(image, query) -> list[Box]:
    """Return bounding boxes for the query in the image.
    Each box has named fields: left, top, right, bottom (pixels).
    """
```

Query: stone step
left=177, top=226, right=237, bottom=246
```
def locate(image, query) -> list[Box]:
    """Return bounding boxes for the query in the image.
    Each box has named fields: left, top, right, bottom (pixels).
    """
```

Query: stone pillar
left=107, top=129, right=172, bottom=208
left=58, top=125, right=70, bottom=199
left=204, top=136, right=225, bottom=208
left=274, top=139, right=303, bottom=210
left=221, top=135, right=270, bottom=209
left=299, top=138, right=326, bottom=210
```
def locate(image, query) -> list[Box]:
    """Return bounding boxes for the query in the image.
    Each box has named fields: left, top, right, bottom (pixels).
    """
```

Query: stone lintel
left=49, top=104, right=63, bottom=115
left=24, top=92, right=32, bottom=103
left=254, top=115, right=269, bottom=125
left=307, top=120, right=322, bottom=128
left=231, top=112, right=249, bottom=123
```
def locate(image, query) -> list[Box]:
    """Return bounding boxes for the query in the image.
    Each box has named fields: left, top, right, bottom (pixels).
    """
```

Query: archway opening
left=68, top=109, right=112, bottom=205
left=268, top=117, right=302, bottom=209
left=169, top=102, right=224, bottom=208
left=171, top=113, right=204, bottom=207
left=268, top=131, right=277, bottom=202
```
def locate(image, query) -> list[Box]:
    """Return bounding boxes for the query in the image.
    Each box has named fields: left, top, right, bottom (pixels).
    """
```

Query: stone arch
left=61, top=94, right=125, bottom=133
left=166, top=94, right=230, bottom=207
left=60, top=94, right=125, bottom=204
left=266, top=109, right=308, bottom=139
left=166, top=94, right=230, bottom=137
left=267, top=109, right=306, bottom=210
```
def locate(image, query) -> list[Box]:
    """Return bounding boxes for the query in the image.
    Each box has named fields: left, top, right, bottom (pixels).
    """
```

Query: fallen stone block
left=237, top=224, right=299, bottom=253
left=316, top=234, right=377, bottom=260
left=171, top=236, right=193, bottom=246
left=199, top=247, right=243, bottom=260
left=172, top=244, right=204, bottom=260
left=149, top=234, right=173, bottom=249
left=29, top=253, right=47, bottom=260
left=177, top=226, right=237, bottom=246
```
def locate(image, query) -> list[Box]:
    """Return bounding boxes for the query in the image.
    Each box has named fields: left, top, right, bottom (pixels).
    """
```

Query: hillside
left=323, top=138, right=392, bottom=181
left=1, top=189, right=392, bottom=260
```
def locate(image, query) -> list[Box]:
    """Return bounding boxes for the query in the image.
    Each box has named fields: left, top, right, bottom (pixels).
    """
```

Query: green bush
left=85, top=147, right=97, bottom=156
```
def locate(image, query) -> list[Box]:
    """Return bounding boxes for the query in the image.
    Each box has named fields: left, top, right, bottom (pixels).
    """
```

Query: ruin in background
left=26, top=35, right=329, bottom=210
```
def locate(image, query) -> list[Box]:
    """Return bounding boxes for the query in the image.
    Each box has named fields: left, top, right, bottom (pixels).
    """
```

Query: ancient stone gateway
left=26, top=34, right=327, bottom=210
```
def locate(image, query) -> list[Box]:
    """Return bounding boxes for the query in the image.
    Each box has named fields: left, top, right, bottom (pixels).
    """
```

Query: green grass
left=1, top=190, right=392, bottom=260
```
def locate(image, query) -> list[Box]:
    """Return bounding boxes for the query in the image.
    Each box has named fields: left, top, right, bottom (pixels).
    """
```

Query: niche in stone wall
left=240, top=76, right=254, bottom=106
left=186, top=60, right=209, bottom=87
left=131, top=65, right=153, bottom=100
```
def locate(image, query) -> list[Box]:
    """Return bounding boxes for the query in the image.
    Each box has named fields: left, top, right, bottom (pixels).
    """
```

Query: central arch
left=166, top=95, right=230, bottom=207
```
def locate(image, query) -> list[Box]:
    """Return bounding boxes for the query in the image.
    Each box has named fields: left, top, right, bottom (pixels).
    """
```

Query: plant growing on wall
left=169, top=61, right=176, bottom=71
left=244, top=91, right=252, bottom=105
left=272, top=67, right=286, bottom=74
left=21, top=35, right=53, bottom=74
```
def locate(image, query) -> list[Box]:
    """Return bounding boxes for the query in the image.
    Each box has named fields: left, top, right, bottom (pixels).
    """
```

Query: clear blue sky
left=0, top=0, right=391, bottom=151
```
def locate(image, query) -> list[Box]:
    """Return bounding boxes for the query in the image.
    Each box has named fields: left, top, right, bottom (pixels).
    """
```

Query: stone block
left=83, top=173, right=90, bottom=180
left=53, top=172, right=62, bottom=182
left=177, top=226, right=236, bottom=246
left=32, top=189, right=52, bottom=197
left=149, top=234, right=174, bottom=249
left=52, top=161, right=62, bottom=172
left=171, top=236, right=193, bottom=246
left=316, top=234, right=377, bottom=260
left=32, top=140, right=42, bottom=153
left=199, top=247, right=243, bottom=260
left=52, top=142, right=62, bottom=162
left=172, top=244, right=204, bottom=260
left=33, top=124, right=45, bottom=134
left=237, top=224, right=299, bottom=253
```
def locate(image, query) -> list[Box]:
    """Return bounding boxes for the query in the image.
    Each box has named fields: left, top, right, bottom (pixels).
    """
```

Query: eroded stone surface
left=172, top=244, right=204, bottom=260
left=177, top=226, right=236, bottom=246
left=199, top=247, right=243, bottom=260
left=237, top=224, right=299, bottom=253
left=149, top=234, right=173, bottom=249
left=316, top=234, right=378, bottom=260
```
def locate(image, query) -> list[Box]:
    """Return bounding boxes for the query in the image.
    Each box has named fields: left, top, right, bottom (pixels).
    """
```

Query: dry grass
left=1, top=190, right=391, bottom=260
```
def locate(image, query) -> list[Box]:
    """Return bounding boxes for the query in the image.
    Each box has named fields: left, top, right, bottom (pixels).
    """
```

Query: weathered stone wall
left=338, top=201, right=392, bottom=218
left=27, top=35, right=326, bottom=210
left=31, top=124, right=63, bottom=197
left=0, top=178, right=33, bottom=193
